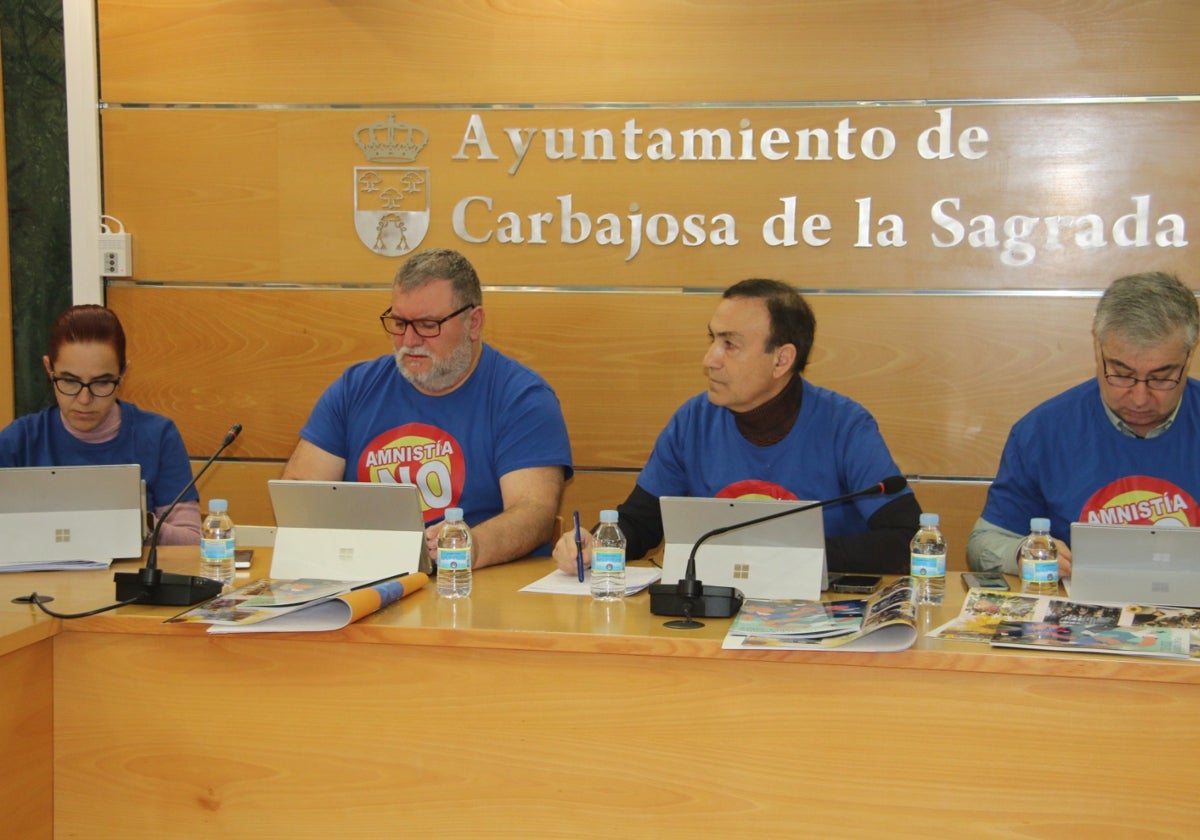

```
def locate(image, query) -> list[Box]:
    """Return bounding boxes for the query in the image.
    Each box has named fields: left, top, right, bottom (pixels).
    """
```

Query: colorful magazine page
left=165, top=578, right=355, bottom=626
left=929, top=590, right=1200, bottom=657
left=1122, top=604, right=1200, bottom=630
left=208, top=573, right=428, bottom=634
left=926, top=589, right=1046, bottom=642
left=723, top=577, right=918, bottom=652
left=990, top=620, right=1192, bottom=660
left=227, top=578, right=354, bottom=608
left=166, top=574, right=428, bottom=633
left=726, top=598, right=867, bottom=639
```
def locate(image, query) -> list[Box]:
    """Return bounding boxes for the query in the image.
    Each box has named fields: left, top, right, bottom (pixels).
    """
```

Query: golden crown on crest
left=354, top=114, right=428, bottom=163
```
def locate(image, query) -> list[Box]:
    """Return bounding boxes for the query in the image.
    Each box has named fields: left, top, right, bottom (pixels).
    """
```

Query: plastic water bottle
left=910, top=512, right=947, bottom=604
left=1019, top=518, right=1059, bottom=595
left=590, top=509, right=626, bottom=601
left=436, top=507, right=473, bottom=598
left=200, top=498, right=235, bottom=586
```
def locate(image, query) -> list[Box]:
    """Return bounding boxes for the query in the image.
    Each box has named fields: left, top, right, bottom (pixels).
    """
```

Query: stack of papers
left=521, top=566, right=662, bottom=596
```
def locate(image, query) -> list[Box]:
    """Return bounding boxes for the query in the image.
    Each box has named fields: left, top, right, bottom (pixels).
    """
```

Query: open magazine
left=166, top=573, right=429, bottom=634
left=722, top=577, right=917, bottom=652
left=0, top=558, right=114, bottom=573
left=928, top=589, right=1199, bottom=660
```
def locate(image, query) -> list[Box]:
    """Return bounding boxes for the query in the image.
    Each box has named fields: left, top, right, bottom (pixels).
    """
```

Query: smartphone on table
left=828, top=574, right=883, bottom=594
left=962, top=572, right=1010, bottom=591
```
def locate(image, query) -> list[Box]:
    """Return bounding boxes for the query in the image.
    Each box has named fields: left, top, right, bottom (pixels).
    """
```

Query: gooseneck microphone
left=114, top=423, right=243, bottom=606
left=649, top=475, right=909, bottom=629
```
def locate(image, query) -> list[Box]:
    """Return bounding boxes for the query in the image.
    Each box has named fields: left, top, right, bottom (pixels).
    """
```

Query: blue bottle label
left=593, top=548, right=625, bottom=573
left=438, top=548, right=471, bottom=572
left=200, top=537, right=234, bottom=561
left=910, top=553, right=945, bottom=578
left=1021, top=559, right=1058, bottom=583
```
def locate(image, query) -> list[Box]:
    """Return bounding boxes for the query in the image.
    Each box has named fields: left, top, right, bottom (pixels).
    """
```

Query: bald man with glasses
left=283, top=249, right=572, bottom=569
left=967, top=272, right=1200, bottom=578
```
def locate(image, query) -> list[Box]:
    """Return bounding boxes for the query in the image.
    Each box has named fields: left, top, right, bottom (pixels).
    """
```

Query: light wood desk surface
left=2, top=550, right=1198, bottom=838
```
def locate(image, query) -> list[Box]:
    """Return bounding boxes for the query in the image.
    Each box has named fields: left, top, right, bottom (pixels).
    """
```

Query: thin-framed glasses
left=1101, top=353, right=1189, bottom=391
left=379, top=303, right=474, bottom=338
left=51, top=376, right=121, bottom=398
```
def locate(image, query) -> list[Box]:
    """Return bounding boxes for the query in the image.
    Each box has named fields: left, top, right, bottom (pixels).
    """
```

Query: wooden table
left=2, top=551, right=1197, bottom=838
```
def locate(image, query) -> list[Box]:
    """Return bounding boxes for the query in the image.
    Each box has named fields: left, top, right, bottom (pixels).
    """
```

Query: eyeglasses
left=379, top=303, right=474, bottom=338
left=51, top=376, right=121, bottom=398
left=1101, top=353, right=1189, bottom=392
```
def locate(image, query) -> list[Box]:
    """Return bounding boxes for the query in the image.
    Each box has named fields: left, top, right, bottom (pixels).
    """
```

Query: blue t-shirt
left=637, top=381, right=910, bottom=539
left=981, top=378, right=1200, bottom=545
left=299, top=345, right=573, bottom=553
left=0, top=401, right=197, bottom=510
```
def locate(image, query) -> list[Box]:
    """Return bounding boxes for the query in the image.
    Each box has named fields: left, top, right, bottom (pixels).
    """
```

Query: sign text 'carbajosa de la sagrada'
left=353, top=108, right=1188, bottom=266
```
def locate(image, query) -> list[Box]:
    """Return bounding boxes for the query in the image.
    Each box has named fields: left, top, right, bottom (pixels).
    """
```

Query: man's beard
left=394, top=332, right=475, bottom=393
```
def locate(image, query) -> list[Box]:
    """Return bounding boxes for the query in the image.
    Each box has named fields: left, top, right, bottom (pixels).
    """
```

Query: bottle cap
left=209, top=499, right=228, bottom=513
left=599, top=509, right=619, bottom=523
left=919, top=513, right=939, bottom=527
left=445, top=507, right=464, bottom=522
left=1030, top=517, right=1051, bottom=532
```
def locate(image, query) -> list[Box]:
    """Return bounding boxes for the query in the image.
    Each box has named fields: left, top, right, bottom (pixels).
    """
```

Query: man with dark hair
left=284, top=248, right=573, bottom=568
left=555, top=278, right=920, bottom=574
left=968, top=271, right=1200, bottom=577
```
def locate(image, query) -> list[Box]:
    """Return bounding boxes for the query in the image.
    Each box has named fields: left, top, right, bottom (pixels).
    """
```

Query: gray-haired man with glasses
left=283, top=249, right=572, bottom=568
left=968, top=272, right=1200, bottom=577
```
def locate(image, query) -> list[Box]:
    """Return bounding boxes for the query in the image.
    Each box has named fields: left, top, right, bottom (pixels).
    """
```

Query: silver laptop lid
left=1069, top=522, right=1200, bottom=607
left=267, top=480, right=426, bottom=582
left=660, top=496, right=826, bottom=600
left=0, top=464, right=145, bottom=564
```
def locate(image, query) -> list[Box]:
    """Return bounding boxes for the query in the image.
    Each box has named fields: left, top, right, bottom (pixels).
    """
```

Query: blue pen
left=573, top=510, right=585, bottom=582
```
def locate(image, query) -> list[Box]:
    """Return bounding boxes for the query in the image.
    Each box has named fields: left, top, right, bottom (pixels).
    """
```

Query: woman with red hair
left=0, top=304, right=199, bottom=543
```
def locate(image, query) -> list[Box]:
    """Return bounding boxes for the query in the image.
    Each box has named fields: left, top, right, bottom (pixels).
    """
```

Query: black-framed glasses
left=379, top=303, right=474, bottom=338
left=1101, top=353, right=1189, bottom=392
left=51, top=376, right=121, bottom=398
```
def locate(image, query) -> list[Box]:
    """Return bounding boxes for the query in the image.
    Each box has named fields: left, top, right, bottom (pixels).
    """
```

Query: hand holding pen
left=573, top=511, right=586, bottom=582
left=552, top=512, right=592, bottom=577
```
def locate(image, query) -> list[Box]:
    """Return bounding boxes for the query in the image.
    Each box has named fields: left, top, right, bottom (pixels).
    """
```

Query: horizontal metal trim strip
left=187, top=456, right=283, bottom=465
left=903, top=475, right=994, bottom=484
left=99, top=95, right=1200, bottom=111
left=106, top=280, right=1107, bottom=298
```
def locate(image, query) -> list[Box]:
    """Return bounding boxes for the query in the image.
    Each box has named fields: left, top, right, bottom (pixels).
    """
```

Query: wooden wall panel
left=108, top=285, right=1099, bottom=476
left=100, top=105, right=1200, bottom=289
left=193, top=460, right=283, bottom=526
left=806, top=294, right=1097, bottom=478
left=96, top=1, right=1200, bottom=103
left=561, top=471, right=640, bottom=526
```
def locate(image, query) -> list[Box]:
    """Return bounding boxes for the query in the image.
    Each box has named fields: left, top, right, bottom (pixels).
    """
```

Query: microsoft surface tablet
left=660, top=496, right=827, bottom=600
left=267, top=480, right=426, bottom=582
left=0, top=464, right=144, bottom=568
left=1069, top=522, right=1200, bottom=607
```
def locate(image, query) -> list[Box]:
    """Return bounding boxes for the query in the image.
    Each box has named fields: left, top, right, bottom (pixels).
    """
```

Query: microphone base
left=114, top=569, right=224, bottom=607
left=663, top=616, right=706, bottom=630
left=11, top=593, right=53, bottom=605
left=649, top=581, right=744, bottom=620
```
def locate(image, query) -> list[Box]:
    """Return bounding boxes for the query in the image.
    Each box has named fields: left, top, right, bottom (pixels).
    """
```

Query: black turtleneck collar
left=732, top=375, right=803, bottom=447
